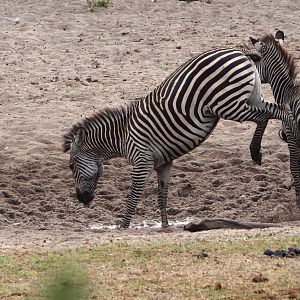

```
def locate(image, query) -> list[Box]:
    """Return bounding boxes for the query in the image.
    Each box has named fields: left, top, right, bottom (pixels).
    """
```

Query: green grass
left=0, top=234, right=299, bottom=299
left=39, top=264, right=88, bottom=300
left=87, top=0, right=109, bottom=11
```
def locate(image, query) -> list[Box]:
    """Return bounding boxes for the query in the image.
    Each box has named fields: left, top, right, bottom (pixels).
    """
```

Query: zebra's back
left=127, top=48, right=256, bottom=164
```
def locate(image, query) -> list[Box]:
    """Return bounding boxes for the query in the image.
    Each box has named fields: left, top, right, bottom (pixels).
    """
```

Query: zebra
left=63, top=47, right=300, bottom=228
left=248, top=31, right=300, bottom=207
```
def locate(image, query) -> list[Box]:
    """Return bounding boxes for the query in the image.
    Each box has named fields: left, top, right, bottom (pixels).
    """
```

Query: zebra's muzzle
left=76, top=189, right=94, bottom=206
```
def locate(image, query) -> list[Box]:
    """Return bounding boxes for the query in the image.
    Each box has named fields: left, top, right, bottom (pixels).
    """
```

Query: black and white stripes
left=249, top=32, right=300, bottom=206
left=64, top=46, right=299, bottom=228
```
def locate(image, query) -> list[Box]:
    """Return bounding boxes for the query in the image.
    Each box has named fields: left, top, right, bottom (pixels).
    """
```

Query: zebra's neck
left=269, top=66, right=295, bottom=105
left=82, top=103, right=136, bottom=159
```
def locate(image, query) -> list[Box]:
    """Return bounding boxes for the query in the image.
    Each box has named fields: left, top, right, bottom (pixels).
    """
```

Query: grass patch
left=87, top=0, right=109, bottom=11
left=40, top=264, right=88, bottom=300
left=0, top=234, right=299, bottom=299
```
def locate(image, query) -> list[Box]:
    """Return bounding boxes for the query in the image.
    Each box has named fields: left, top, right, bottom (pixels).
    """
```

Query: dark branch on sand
left=183, top=218, right=281, bottom=232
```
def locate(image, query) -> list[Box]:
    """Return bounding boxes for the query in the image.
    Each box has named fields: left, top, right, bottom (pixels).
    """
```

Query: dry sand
left=0, top=0, right=300, bottom=248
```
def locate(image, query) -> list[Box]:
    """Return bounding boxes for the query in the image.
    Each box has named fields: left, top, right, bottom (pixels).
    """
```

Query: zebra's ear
left=249, top=37, right=264, bottom=52
left=74, top=127, right=86, bottom=147
left=275, top=30, right=284, bottom=45
left=249, top=37, right=258, bottom=46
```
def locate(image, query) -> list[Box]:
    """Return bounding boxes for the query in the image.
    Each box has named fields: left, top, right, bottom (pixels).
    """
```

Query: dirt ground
left=0, top=0, right=300, bottom=249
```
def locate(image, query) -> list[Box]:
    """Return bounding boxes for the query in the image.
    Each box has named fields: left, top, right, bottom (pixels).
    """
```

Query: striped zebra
left=248, top=31, right=300, bottom=207
left=63, top=47, right=300, bottom=228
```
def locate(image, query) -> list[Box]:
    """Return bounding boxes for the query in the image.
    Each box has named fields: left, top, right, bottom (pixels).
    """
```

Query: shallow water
left=88, top=218, right=194, bottom=231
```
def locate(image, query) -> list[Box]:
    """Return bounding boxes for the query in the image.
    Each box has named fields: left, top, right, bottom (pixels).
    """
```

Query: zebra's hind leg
left=155, top=162, right=172, bottom=228
left=121, top=157, right=154, bottom=228
left=249, top=120, right=269, bottom=165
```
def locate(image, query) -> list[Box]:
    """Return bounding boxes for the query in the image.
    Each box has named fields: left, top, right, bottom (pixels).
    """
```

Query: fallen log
left=183, top=218, right=281, bottom=232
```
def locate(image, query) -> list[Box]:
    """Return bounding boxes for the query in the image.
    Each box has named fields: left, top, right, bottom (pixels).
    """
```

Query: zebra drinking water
left=63, top=47, right=300, bottom=228
left=248, top=32, right=300, bottom=206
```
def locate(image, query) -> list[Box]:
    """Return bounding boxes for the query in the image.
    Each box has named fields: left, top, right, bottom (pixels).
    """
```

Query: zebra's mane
left=261, top=34, right=298, bottom=80
left=63, top=101, right=138, bottom=153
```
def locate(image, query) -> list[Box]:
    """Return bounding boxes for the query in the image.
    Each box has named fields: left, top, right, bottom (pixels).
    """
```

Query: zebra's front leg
left=230, top=102, right=300, bottom=147
left=286, top=128, right=300, bottom=207
left=264, top=103, right=300, bottom=147
left=155, top=162, right=172, bottom=228
left=121, top=158, right=154, bottom=228
left=249, top=120, right=269, bottom=165
left=278, top=123, right=288, bottom=143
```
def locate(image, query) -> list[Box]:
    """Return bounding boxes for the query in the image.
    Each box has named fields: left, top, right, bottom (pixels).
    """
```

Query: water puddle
left=88, top=218, right=194, bottom=231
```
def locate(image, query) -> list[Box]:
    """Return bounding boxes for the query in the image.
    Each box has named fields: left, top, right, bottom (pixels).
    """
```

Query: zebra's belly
left=128, top=114, right=218, bottom=164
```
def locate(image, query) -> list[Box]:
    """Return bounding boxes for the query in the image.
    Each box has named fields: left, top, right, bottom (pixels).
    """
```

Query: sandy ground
left=0, top=0, right=300, bottom=249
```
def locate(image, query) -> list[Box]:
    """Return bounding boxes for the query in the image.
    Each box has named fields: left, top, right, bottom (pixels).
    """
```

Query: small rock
left=93, top=61, right=100, bottom=69
left=214, top=282, right=222, bottom=290
left=212, top=179, right=222, bottom=187
left=196, top=250, right=208, bottom=258
left=264, top=249, right=274, bottom=256
left=288, top=247, right=300, bottom=254
left=2, top=190, right=12, bottom=198
left=286, top=250, right=296, bottom=257
left=273, top=249, right=288, bottom=258
left=252, top=274, right=269, bottom=283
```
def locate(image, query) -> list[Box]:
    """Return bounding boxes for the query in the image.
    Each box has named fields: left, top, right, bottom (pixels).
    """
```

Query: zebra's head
left=249, top=31, right=289, bottom=84
left=64, top=126, right=103, bottom=206
left=249, top=36, right=272, bottom=84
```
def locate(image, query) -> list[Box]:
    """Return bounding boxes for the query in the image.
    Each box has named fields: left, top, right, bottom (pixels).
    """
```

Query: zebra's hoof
left=251, top=152, right=262, bottom=166
left=117, top=219, right=130, bottom=230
